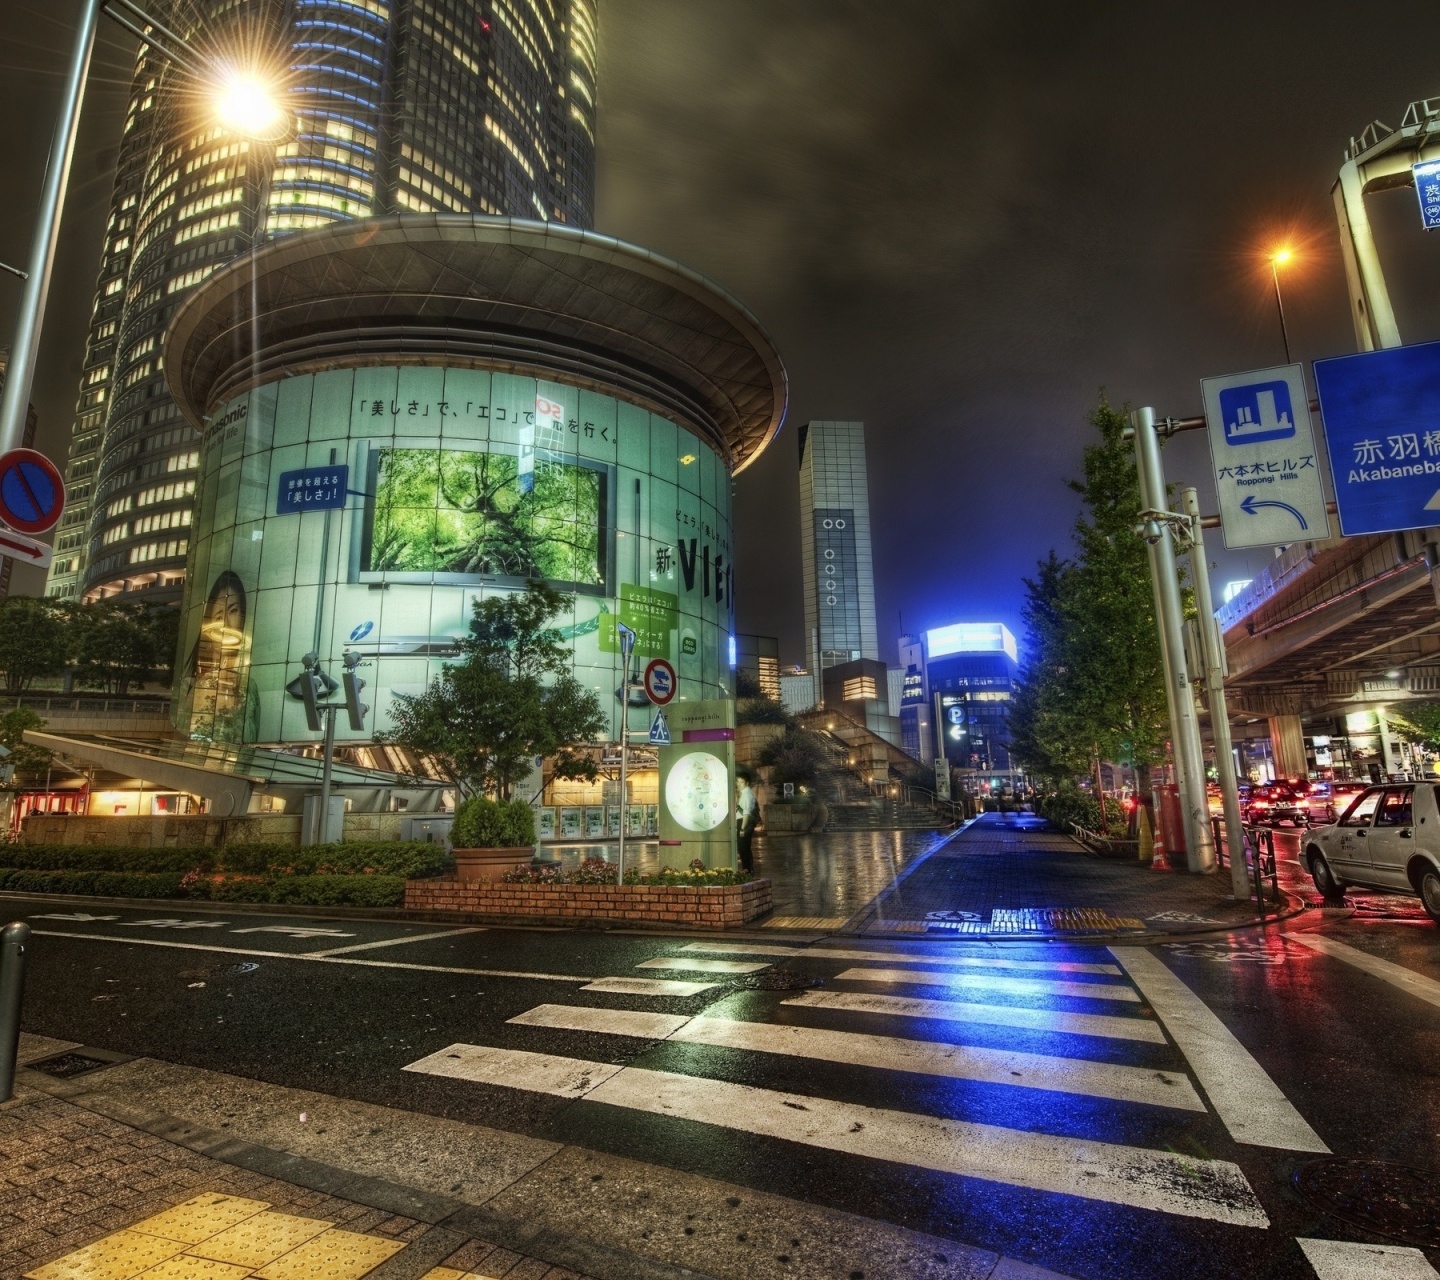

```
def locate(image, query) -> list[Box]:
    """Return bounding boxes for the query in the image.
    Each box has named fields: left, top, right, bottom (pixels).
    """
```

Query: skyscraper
left=797, top=420, right=878, bottom=671
left=46, top=0, right=597, bottom=605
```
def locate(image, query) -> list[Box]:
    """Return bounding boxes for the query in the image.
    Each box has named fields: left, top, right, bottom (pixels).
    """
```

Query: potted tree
left=449, top=795, right=536, bottom=882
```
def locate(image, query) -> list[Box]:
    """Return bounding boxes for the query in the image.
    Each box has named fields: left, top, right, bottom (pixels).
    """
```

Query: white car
left=1304, top=783, right=1440, bottom=922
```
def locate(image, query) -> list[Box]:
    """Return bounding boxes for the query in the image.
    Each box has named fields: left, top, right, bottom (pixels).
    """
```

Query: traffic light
left=285, top=652, right=337, bottom=731
left=341, top=650, right=368, bottom=732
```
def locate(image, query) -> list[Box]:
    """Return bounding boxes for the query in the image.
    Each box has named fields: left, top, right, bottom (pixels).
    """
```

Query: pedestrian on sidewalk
left=736, top=770, right=759, bottom=872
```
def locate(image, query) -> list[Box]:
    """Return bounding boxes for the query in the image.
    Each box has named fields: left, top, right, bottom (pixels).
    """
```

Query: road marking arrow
left=1238, top=494, right=1308, bottom=530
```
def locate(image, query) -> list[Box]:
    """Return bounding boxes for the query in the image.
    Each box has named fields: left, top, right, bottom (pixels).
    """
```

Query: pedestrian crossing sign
left=648, top=707, right=671, bottom=745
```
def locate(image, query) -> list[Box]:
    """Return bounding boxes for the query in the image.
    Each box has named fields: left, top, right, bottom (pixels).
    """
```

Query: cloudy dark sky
left=4, top=1, right=1439, bottom=662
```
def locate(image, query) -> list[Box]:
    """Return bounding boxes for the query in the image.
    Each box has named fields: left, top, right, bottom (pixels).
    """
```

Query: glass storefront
left=175, top=366, right=735, bottom=743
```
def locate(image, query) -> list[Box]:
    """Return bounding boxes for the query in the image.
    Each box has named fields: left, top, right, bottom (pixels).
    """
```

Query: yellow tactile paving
left=131, top=1259, right=253, bottom=1279
left=182, top=1212, right=333, bottom=1269
left=252, top=1228, right=406, bottom=1280
left=25, top=1229, right=187, bottom=1280
left=128, top=1195, right=273, bottom=1245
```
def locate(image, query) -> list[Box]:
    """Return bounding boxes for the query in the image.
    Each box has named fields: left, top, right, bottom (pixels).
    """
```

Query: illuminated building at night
left=798, top=420, right=878, bottom=671
left=900, top=623, right=1019, bottom=780
left=46, top=0, right=598, bottom=605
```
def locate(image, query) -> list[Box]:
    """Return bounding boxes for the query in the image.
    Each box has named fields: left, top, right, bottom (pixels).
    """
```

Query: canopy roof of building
left=26, top=732, right=444, bottom=816
left=165, top=216, right=789, bottom=475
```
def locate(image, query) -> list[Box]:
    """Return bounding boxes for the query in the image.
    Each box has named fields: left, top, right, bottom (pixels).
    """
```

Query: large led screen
left=360, top=446, right=607, bottom=590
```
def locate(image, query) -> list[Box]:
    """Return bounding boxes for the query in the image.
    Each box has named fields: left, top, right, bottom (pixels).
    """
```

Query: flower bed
left=405, top=873, right=772, bottom=930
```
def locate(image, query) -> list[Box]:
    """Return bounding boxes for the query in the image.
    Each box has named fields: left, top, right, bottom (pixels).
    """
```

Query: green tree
left=1390, top=702, right=1440, bottom=749
left=0, top=706, right=53, bottom=783
left=72, top=600, right=178, bottom=694
left=1010, top=399, right=1169, bottom=789
left=384, top=580, right=607, bottom=798
left=0, top=598, right=68, bottom=693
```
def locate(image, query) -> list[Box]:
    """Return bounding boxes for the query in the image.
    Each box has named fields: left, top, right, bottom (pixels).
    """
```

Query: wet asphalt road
left=7, top=868, right=1440, bottom=1280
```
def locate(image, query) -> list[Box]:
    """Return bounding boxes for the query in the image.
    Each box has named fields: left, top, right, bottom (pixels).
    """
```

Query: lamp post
left=616, top=624, right=636, bottom=886
left=1269, top=247, right=1294, bottom=364
left=0, top=0, right=291, bottom=457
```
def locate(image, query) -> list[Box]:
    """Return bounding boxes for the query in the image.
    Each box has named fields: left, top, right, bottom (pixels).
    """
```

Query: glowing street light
left=1268, top=246, right=1295, bottom=363
left=212, top=67, right=291, bottom=143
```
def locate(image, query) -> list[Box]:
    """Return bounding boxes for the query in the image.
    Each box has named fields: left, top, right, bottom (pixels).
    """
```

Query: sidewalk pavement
left=846, top=813, right=1282, bottom=940
left=0, top=1041, right=584, bottom=1280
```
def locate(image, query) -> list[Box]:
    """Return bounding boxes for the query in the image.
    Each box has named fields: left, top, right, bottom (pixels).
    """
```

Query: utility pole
left=616, top=624, right=636, bottom=885
left=1182, top=486, right=1251, bottom=900
left=1131, top=408, right=1216, bottom=873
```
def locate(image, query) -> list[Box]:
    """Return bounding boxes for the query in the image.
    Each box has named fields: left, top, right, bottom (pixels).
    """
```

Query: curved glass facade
left=48, top=0, right=598, bottom=606
left=176, top=366, right=734, bottom=744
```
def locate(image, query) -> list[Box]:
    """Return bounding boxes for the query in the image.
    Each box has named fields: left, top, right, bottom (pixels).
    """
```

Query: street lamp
left=0, top=0, right=294, bottom=458
left=1268, top=246, right=1295, bottom=364
left=212, top=65, right=291, bottom=142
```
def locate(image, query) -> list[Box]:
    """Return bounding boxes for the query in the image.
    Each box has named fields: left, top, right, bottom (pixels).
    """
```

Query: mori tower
left=46, top=0, right=598, bottom=604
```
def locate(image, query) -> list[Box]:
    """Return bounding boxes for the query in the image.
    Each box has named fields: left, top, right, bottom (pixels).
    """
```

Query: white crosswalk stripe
left=401, top=942, right=1324, bottom=1232
left=678, top=941, right=1122, bottom=975
left=782, top=988, right=1167, bottom=1043
left=1297, top=1236, right=1440, bottom=1278
left=404, top=1044, right=1266, bottom=1226
left=833, top=967, right=1141, bottom=1001
left=635, top=957, right=771, bottom=975
left=507, top=1003, right=1202, bottom=1109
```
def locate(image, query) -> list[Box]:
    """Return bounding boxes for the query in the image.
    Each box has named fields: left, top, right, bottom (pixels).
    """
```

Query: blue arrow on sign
left=1239, top=494, right=1307, bottom=530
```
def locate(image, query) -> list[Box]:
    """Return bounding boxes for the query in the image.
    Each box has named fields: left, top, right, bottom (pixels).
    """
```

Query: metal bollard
left=0, top=921, right=31, bottom=1104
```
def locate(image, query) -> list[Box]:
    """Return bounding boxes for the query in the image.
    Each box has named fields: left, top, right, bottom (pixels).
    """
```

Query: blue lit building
left=900, top=623, right=1019, bottom=780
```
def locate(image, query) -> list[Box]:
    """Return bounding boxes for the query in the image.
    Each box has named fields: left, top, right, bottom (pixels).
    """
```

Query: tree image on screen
left=365, top=448, right=603, bottom=587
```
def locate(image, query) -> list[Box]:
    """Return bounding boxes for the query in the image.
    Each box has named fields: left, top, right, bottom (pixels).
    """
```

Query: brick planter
left=403, top=877, right=772, bottom=930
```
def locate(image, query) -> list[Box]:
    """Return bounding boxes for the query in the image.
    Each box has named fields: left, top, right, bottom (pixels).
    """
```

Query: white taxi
left=1303, top=783, right=1440, bottom=922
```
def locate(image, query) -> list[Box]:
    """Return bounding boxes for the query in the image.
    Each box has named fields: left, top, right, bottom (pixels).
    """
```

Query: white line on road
left=401, top=1043, right=1267, bottom=1226
left=635, top=957, right=770, bottom=975
left=581, top=977, right=720, bottom=997
left=509, top=1003, right=1202, bottom=1110
left=306, top=927, right=487, bottom=957
left=782, top=989, right=1167, bottom=1043
left=1297, top=1236, right=1440, bottom=1279
left=680, top=942, right=1122, bottom=975
left=1110, top=947, right=1329, bottom=1153
left=404, top=1043, right=622, bottom=1096
left=1288, top=934, right=1440, bottom=1011
left=834, top=968, right=1140, bottom=1002
left=28, top=931, right=593, bottom=983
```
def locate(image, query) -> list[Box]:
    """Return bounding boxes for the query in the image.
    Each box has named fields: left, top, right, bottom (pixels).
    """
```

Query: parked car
left=1243, top=782, right=1312, bottom=827
left=1304, top=783, right=1440, bottom=922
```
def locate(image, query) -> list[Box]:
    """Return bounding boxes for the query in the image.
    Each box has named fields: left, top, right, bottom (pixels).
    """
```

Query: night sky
left=3, top=1, right=1439, bottom=666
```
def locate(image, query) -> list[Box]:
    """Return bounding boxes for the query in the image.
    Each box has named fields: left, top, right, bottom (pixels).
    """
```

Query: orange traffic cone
left=1151, top=816, right=1171, bottom=872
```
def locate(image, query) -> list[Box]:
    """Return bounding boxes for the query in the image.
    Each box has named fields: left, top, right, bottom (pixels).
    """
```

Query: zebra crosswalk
left=402, top=938, right=1333, bottom=1243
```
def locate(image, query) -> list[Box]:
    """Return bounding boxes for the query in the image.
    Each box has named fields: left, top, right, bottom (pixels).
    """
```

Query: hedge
left=0, top=841, right=451, bottom=879
left=0, top=867, right=406, bottom=907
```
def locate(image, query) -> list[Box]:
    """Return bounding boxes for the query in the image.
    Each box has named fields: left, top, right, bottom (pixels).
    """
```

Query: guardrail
left=0, top=695, right=171, bottom=716
left=1210, top=816, right=1280, bottom=908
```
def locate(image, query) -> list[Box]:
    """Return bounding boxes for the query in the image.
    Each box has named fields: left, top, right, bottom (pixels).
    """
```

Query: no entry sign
left=643, top=657, right=677, bottom=705
left=0, top=449, right=64, bottom=534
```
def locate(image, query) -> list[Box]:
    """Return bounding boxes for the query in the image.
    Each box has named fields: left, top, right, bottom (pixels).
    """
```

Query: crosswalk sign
left=648, top=707, right=671, bottom=745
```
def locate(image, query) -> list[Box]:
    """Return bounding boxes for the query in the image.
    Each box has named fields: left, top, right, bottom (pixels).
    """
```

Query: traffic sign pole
left=1133, top=407, right=1216, bottom=875
left=1182, top=486, right=1251, bottom=902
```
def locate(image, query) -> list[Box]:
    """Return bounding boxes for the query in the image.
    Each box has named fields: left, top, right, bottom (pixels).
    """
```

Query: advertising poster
left=606, top=804, right=621, bottom=837
left=559, top=807, right=582, bottom=839
left=537, top=808, right=556, bottom=841
left=584, top=806, right=605, bottom=839
left=658, top=699, right=737, bottom=868
left=627, top=805, right=644, bottom=837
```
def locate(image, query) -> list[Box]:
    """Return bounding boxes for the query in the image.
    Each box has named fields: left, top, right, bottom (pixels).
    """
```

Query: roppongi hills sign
left=174, top=366, right=736, bottom=745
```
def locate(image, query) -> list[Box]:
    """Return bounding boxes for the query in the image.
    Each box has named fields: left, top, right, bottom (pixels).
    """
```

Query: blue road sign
left=276, top=464, right=349, bottom=515
left=1201, top=364, right=1329, bottom=549
left=1315, top=339, right=1440, bottom=536
left=649, top=707, right=672, bottom=745
left=0, top=449, right=65, bottom=535
left=1414, top=158, right=1440, bottom=232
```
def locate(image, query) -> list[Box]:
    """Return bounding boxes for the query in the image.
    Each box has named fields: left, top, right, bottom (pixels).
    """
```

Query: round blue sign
left=0, top=449, right=65, bottom=535
left=349, top=620, right=374, bottom=641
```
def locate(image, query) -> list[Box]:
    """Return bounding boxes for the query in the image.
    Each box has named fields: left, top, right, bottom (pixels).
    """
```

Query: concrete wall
left=21, top=811, right=408, bottom=847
